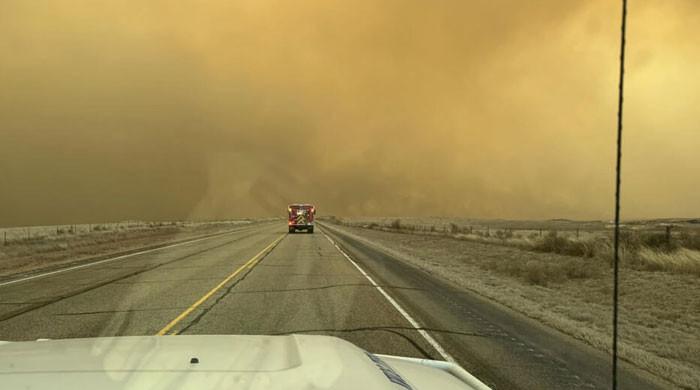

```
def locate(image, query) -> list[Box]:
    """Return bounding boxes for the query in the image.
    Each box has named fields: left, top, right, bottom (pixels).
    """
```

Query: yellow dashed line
left=156, top=233, right=286, bottom=335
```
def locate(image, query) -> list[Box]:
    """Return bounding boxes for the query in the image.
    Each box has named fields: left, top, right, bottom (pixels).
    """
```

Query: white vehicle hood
left=0, top=334, right=489, bottom=390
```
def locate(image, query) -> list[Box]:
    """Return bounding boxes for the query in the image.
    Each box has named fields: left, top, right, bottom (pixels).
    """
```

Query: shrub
left=523, top=261, right=565, bottom=286
left=484, top=257, right=600, bottom=286
left=486, top=259, right=521, bottom=278
left=637, top=247, right=700, bottom=276
left=562, top=258, right=602, bottom=279
left=390, top=219, right=401, bottom=230
left=641, top=232, right=678, bottom=252
left=679, top=231, right=700, bottom=251
left=495, top=229, right=514, bottom=240
left=533, top=231, right=594, bottom=257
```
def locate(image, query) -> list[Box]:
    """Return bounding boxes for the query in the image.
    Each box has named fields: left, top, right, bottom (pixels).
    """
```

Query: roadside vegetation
left=325, top=216, right=700, bottom=282
left=0, top=220, right=260, bottom=279
left=322, top=217, right=700, bottom=389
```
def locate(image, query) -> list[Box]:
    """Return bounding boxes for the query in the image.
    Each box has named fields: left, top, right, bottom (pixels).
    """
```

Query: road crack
left=0, top=231, right=260, bottom=323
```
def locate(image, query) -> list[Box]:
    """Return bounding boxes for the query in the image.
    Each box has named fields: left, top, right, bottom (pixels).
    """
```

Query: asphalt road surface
left=0, top=221, right=670, bottom=389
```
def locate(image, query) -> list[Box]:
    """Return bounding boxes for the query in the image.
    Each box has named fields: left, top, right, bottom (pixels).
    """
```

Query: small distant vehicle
left=288, top=204, right=315, bottom=234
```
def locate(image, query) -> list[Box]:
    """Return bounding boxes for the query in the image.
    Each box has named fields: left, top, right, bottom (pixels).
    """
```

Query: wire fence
left=324, top=217, right=700, bottom=247
left=0, top=220, right=253, bottom=246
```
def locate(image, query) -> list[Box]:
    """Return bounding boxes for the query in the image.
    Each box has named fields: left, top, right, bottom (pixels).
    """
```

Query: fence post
left=665, top=225, right=672, bottom=245
left=539, top=228, right=542, bottom=237
left=26, top=228, right=30, bottom=240
left=576, top=228, right=580, bottom=239
left=3, top=231, right=6, bottom=246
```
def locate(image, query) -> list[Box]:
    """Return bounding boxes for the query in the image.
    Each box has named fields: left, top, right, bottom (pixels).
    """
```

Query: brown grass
left=327, top=217, right=700, bottom=278
left=0, top=220, right=256, bottom=279
left=485, top=256, right=603, bottom=286
left=636, top=247, right=700, bottom=276
left=532, top=231, right=598, bottom=257
left=323, top=222, right=700, bottom=389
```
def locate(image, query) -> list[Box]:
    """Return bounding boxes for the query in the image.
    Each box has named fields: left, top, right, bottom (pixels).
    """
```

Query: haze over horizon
left=1, top=1, right=698, bottom=226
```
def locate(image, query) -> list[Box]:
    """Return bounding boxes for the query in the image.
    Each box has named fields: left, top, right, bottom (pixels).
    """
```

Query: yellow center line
left=156, top=233, right=286, bottom=336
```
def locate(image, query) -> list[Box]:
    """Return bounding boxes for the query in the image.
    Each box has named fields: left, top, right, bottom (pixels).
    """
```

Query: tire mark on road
left=228, top=283, right=424, bottom=295
left=174, top=237, right=285, bottom=334
left=54, top=308, right=186, bottom=316
left=0, top=223, right=270, bottom=286
left=159, top=234, right=286, bottom=335
left=0, top=231, right=262, bottom=322
left=266, top=326, right=437, bottom=359
left=321, top=223, right=602, bottom=390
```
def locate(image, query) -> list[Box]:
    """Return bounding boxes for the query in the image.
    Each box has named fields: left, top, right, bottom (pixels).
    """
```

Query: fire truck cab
left=288, top=204, right=315, bottom=234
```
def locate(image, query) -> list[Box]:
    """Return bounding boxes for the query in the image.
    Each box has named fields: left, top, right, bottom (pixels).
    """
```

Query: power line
left=612, top=0, right=628, bottom=389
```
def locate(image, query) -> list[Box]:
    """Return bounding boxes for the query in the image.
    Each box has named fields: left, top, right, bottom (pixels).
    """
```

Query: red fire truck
left=288, top=204, right=315, bottom=234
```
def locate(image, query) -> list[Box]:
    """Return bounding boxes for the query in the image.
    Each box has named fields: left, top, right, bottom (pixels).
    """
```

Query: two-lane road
left=0, top=222, right=436, bottom=359
left=0, top=223, right=280, bottom=338
left=0, top=222, right=670, bottom=389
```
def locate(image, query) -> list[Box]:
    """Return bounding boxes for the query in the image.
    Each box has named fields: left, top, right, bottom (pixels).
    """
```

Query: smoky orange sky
left=1, top=1, right=698, bottom=226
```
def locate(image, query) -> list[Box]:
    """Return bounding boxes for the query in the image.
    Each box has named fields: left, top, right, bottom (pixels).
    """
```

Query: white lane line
left=0, top=228, right=250, bottom=288
left=321, top=231, right=456, bottom=363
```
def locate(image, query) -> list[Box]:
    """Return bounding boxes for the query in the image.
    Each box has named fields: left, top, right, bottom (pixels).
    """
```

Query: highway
left=0, top=221, right=669, bottom=389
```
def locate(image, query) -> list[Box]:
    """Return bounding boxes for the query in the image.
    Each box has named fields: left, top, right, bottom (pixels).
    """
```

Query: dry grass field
left=323, top=217, right=700, bottom=389
left=0, top=220, right=259, bottom=279
left=329, top=216, right=700, bottom=277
